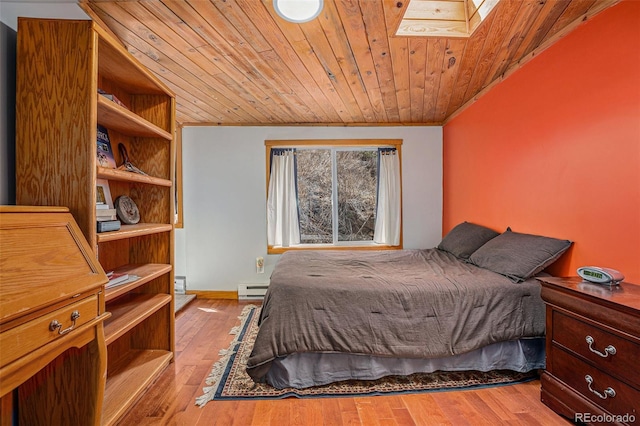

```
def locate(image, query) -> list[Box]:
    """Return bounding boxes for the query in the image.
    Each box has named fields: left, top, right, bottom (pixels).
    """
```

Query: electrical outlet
left=256, top=256, right=264, bottom=274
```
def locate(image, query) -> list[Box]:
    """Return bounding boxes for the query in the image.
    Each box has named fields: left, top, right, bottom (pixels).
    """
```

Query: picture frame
left=96, top=178, right=114, bottom=209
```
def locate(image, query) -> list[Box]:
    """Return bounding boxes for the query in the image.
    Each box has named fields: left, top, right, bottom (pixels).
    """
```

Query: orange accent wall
left=443, top=1, right=640, bottom=283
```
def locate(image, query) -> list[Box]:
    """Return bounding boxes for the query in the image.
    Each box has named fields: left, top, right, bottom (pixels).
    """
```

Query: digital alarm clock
left=577, top=266, right=625, bottom=285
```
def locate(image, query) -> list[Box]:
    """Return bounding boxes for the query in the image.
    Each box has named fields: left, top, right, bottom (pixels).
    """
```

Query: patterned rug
left=196, top=305, right=538, bottom=406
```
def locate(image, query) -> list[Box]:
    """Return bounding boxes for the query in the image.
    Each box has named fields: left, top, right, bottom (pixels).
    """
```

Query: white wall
left=177, top=126, right=443, bottom=292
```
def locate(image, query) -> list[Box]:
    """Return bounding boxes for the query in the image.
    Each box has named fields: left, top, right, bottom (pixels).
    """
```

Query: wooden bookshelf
left=15, top=18, right=176, bottom=425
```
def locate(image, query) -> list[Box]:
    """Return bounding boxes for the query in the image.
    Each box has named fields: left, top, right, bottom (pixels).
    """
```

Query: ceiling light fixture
left=273, top=0, right=323, bottom=23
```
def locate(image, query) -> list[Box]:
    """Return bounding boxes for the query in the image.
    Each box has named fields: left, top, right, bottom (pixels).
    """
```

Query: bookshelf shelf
left=97, top=167, right=172, bottom=187
left=102, top=349, right=172, bottom=426
left=105, top=263, right=173, bottom=302
left=97, top=95, right=172, bottom=140
left=104, top=293, right=172, bottom=345
left=96, top=223, right=172, bottom=243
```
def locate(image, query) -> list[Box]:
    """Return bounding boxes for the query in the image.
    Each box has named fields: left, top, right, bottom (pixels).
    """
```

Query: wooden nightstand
left=538, top=276, right=640, bottom=425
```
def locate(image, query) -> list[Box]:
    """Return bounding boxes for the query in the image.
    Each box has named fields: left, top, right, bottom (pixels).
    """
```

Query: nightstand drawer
left=552, top=310, right=640, bottom=385
left=0, top=295, right=99, bottom=367
left=553, top=346, right=639, bottom=418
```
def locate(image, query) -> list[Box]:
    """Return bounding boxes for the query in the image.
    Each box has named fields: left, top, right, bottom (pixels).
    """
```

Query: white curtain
left=374, top=149, right=401, bottom=245
left=267, top=149, right=300, bottom=247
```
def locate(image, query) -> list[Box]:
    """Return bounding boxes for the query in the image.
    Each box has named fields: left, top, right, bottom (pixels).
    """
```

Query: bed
left=246, top=223, right=572, bottom=389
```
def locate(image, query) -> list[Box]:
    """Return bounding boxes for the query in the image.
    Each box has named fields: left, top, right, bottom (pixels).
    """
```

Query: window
left=266, top=139, right=402, bottom=253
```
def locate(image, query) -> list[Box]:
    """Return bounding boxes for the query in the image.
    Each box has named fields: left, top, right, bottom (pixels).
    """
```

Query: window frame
left=265, top=139, right=403, bottom=254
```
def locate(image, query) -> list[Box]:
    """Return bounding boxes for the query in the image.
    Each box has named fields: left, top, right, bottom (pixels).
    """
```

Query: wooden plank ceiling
left=84, top=0, right=618, bottom=126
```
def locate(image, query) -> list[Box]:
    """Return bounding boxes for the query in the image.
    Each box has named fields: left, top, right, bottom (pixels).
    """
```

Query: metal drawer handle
left=49, top=311, right=80, bottom=335
left=585, top=375, right=616, bottom=399
left=585, top=335, right=616, bottom=357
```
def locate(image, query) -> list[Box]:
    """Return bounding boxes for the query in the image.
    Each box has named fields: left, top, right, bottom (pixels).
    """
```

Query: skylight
left=396, top=0, right=501, bottom=38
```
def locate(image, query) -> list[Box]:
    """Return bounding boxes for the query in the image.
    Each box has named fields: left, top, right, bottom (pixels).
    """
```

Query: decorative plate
left=114, top=195, right=140, bottom=225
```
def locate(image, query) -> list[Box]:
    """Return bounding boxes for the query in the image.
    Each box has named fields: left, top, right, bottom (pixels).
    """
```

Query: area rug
left=196, top=305, right=538, bottom=406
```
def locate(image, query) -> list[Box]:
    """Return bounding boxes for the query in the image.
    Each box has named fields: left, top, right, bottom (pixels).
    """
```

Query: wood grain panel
left=335, top=1, right=387, bottom=122
left=129, top=233, right=172, bottom=265
left=444, top=8, right=495, bottom=117
left=545, top=0, right=597, bottom=42
left=461, top=0, right=523, bottom=104
left=408, top=38, right=427, bottom=122
left=83, top=0, right=618, bottom=125
left=360, top=0, right=401, bottom=123
left=317, top=1, right=378, bottom=122
left=130, top=185, right=171, bottom=224
left=383, top=0, right=411, bottom=123
left=130, top=306, right=172, bottom=350
left=0, top=224, right=100, bottom=322
left=510, top=0, right=571, bottom=64
left=16, top=19, right=97, bottom=245
left=388, top=36, right=412, bottom=123
left=433, top=38, right=466, bottom=122
left=18, top=345, right=103, bottom=425
left=92, top=1, right=269, bottom=123
left=98, top=239, right=131, bottom=273
left=483, top=0, right=544, bottom=85
left=179, top=0, right=326, bottom=122
left=239, top=0, right=350, bottom=122
left=423, top=38, right=446, bottom=122
left=96, top=25, right=170, bottom=96
left=158, top=0, right=295, bottom=122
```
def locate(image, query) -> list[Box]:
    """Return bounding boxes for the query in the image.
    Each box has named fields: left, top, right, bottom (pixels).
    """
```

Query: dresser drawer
left=552, top=310, right=640, bottom=385
left=0, top=295, right=99, bottom=367
left=552, top=346, right=639, bottom=418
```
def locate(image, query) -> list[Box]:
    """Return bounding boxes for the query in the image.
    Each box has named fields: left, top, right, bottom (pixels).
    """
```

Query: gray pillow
left=469, top=229, right=572, bottom=282
left=437, top=222, right=500, bottom=260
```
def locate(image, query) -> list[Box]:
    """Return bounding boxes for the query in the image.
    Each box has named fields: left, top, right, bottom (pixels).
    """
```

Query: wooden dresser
left=0, top=206, right=110, bottom=425
left=538, top=276, right=640, bottom=425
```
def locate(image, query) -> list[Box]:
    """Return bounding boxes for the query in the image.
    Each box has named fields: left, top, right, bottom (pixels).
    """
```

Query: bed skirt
left=265, top=337, right=545, bottom=389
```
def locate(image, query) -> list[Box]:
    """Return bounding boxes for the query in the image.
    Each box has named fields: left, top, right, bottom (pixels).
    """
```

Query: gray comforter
left=246, top=248, right=545, bottom=382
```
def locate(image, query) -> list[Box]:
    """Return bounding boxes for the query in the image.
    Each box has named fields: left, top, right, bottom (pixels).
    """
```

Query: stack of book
left=97, top=207, right=121, bottom=233
left=96, top=178, right=120, bottom=232
left=98, top=89, right=129, bottom=110
left=97, top=207, right=117, bottom=221
left=106, top=271, right=140, bottom=289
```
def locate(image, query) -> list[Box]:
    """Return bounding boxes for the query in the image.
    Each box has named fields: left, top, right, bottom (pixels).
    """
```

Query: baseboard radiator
left=238, top=283, right=269, bottom=300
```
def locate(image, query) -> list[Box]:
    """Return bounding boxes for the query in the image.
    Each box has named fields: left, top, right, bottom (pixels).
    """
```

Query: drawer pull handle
left=585, top=335, right=616, bottom=357
left=49, top=311, right=80, bottom=335
left=585, top=375, right=616, bottom=399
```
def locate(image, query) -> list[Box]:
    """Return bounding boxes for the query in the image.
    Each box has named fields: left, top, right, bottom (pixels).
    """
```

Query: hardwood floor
left=119, top=299, right=570, bottom=425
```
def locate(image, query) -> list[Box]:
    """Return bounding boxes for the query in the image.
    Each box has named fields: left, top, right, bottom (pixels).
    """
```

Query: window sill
left=267, top=244, right=403, bottom=255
